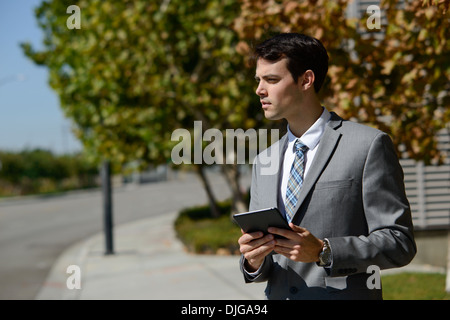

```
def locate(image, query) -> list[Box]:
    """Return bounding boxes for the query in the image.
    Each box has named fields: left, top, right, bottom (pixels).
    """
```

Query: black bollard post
left=101, top=160, right=114, bottom=255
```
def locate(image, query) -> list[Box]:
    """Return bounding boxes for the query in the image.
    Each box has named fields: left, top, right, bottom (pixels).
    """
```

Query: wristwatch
left=318, top=238, right=332, bottom=267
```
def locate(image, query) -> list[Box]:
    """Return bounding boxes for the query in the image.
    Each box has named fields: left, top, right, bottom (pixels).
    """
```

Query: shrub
left=174, top=199, right=242, bottom=254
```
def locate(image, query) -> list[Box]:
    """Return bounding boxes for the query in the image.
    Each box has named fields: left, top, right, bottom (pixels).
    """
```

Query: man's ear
left=300, top=70, right=315, bottom=91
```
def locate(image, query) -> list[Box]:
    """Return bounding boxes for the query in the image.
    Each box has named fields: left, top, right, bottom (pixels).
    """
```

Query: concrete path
left=35, top=211, right=266, bottom=300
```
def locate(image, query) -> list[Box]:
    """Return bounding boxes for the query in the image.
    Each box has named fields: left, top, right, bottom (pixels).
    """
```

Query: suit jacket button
left=290, top=286, right=298, bottom=294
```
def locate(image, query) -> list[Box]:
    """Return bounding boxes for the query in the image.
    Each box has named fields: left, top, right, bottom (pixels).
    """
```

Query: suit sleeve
left=239, top=155, right=274, bottom=283
left=327, top=132, right=417, bottom=277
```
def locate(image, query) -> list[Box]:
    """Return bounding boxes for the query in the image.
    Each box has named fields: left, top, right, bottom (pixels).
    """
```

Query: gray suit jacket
left=240, top=112, right=416, bottom=300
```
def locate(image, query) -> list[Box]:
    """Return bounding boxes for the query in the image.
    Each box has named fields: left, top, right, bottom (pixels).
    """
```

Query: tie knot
left=293, top=140, right=308, bottom=155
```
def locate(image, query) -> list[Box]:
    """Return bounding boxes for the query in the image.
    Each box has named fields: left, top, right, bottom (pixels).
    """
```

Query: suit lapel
left=292, top=113, right=343, bottom=218
left=262, top=134, right=288, bottom=208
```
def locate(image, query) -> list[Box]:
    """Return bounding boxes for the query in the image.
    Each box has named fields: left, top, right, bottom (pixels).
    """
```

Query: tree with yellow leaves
left=234, top=0, right=449, bottom=164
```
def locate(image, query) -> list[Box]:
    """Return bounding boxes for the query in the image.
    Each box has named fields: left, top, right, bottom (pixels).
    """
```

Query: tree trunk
left=221, top=163, right=248, bottom=215
left=195, top=164, right=221, bottom=218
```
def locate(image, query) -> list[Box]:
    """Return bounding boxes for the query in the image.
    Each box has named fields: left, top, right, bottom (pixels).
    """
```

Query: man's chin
left=263, top=111, right=281, bottom=121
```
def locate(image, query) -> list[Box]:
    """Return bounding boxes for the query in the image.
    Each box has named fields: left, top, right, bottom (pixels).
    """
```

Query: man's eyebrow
left=254, top=74, right=280, bottom=80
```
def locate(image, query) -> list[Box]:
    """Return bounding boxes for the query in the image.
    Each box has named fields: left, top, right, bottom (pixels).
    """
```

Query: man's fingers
left=239, top=233, right=274, bottom=253
left=243, top=243, right=275, bottom=272
left=238, top=231, right=264, bottom=245
left=289, top=223, right=307, bottom=233
left=274, top=245, right=295, bottom=254
left=273, top=245, right=299, bottom=260
left=274, top=237, right=301, bottom=249
left=268, top=224, right=308, bottom=239
left=244, top=240, right=275, bottom=258
left=241, top=235, right=275, bottom=267
left=267, top=226, right=298, bottom=240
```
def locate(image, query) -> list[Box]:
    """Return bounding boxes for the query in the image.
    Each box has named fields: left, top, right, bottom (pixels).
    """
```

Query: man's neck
left=286, top=100, right=324, bottom=138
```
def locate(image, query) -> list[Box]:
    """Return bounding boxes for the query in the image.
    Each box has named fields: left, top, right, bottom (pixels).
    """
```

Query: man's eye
left=267, top=78, right=278, bottom=83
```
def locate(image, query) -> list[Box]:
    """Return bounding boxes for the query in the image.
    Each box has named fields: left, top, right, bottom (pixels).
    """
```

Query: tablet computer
left=233, top=207, right=290, bottom=236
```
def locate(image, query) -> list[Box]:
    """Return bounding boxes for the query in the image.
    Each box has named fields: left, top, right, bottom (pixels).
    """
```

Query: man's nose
left=255, top=82, right=267, bottom=97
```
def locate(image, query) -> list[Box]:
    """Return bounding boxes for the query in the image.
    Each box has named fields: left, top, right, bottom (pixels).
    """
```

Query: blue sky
left=0, top=0, right=82, bottom=154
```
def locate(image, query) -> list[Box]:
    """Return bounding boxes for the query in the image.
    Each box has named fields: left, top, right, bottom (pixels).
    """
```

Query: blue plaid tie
left=285, top=140, right=308, bottom=223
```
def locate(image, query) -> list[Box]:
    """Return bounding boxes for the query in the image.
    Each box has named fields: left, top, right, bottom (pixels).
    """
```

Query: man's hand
left=268, top=223, right=323, bottom=263
left=238, top=231, right=275, bottom=272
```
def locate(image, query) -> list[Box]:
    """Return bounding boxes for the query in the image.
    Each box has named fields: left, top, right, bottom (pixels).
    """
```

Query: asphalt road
left=0, top=170, right=249, bottom=300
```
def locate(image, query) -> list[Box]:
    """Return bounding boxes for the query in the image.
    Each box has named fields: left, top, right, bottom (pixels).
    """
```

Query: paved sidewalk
left=35, top=209, right=446, bottom=300
left=35, top=212, right=266, bottom=300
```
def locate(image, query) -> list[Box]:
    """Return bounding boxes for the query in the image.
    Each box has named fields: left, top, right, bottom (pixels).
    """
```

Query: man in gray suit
left=238, top=33, right=416, bottom=299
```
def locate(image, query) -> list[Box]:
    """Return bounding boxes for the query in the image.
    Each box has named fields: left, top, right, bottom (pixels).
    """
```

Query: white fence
left=401, top=131, right=450, bottom=230
left=348, top=0, right=450, bottom=229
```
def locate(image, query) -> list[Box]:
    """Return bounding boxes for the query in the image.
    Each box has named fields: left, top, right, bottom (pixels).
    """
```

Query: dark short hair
left=254, top=33, right=329, bottom=92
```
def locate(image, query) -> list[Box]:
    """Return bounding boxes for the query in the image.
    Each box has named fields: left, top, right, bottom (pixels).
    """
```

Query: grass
left=382, top=272, right=450, bottom=300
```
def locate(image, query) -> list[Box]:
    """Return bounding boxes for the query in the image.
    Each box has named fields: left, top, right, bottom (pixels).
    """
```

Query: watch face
left=322, top=251, right=331, bottom=263
left=320, top=245, right=331, bottom=265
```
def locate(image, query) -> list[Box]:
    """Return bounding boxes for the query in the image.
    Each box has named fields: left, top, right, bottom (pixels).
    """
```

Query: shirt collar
left=287, top=107, right=331, bottom=151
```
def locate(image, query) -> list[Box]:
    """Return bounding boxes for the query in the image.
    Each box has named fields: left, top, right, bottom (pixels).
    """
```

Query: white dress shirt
left=245, top=107, right=332, bottom=277
left=278, top=107, right=332, bottom=218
